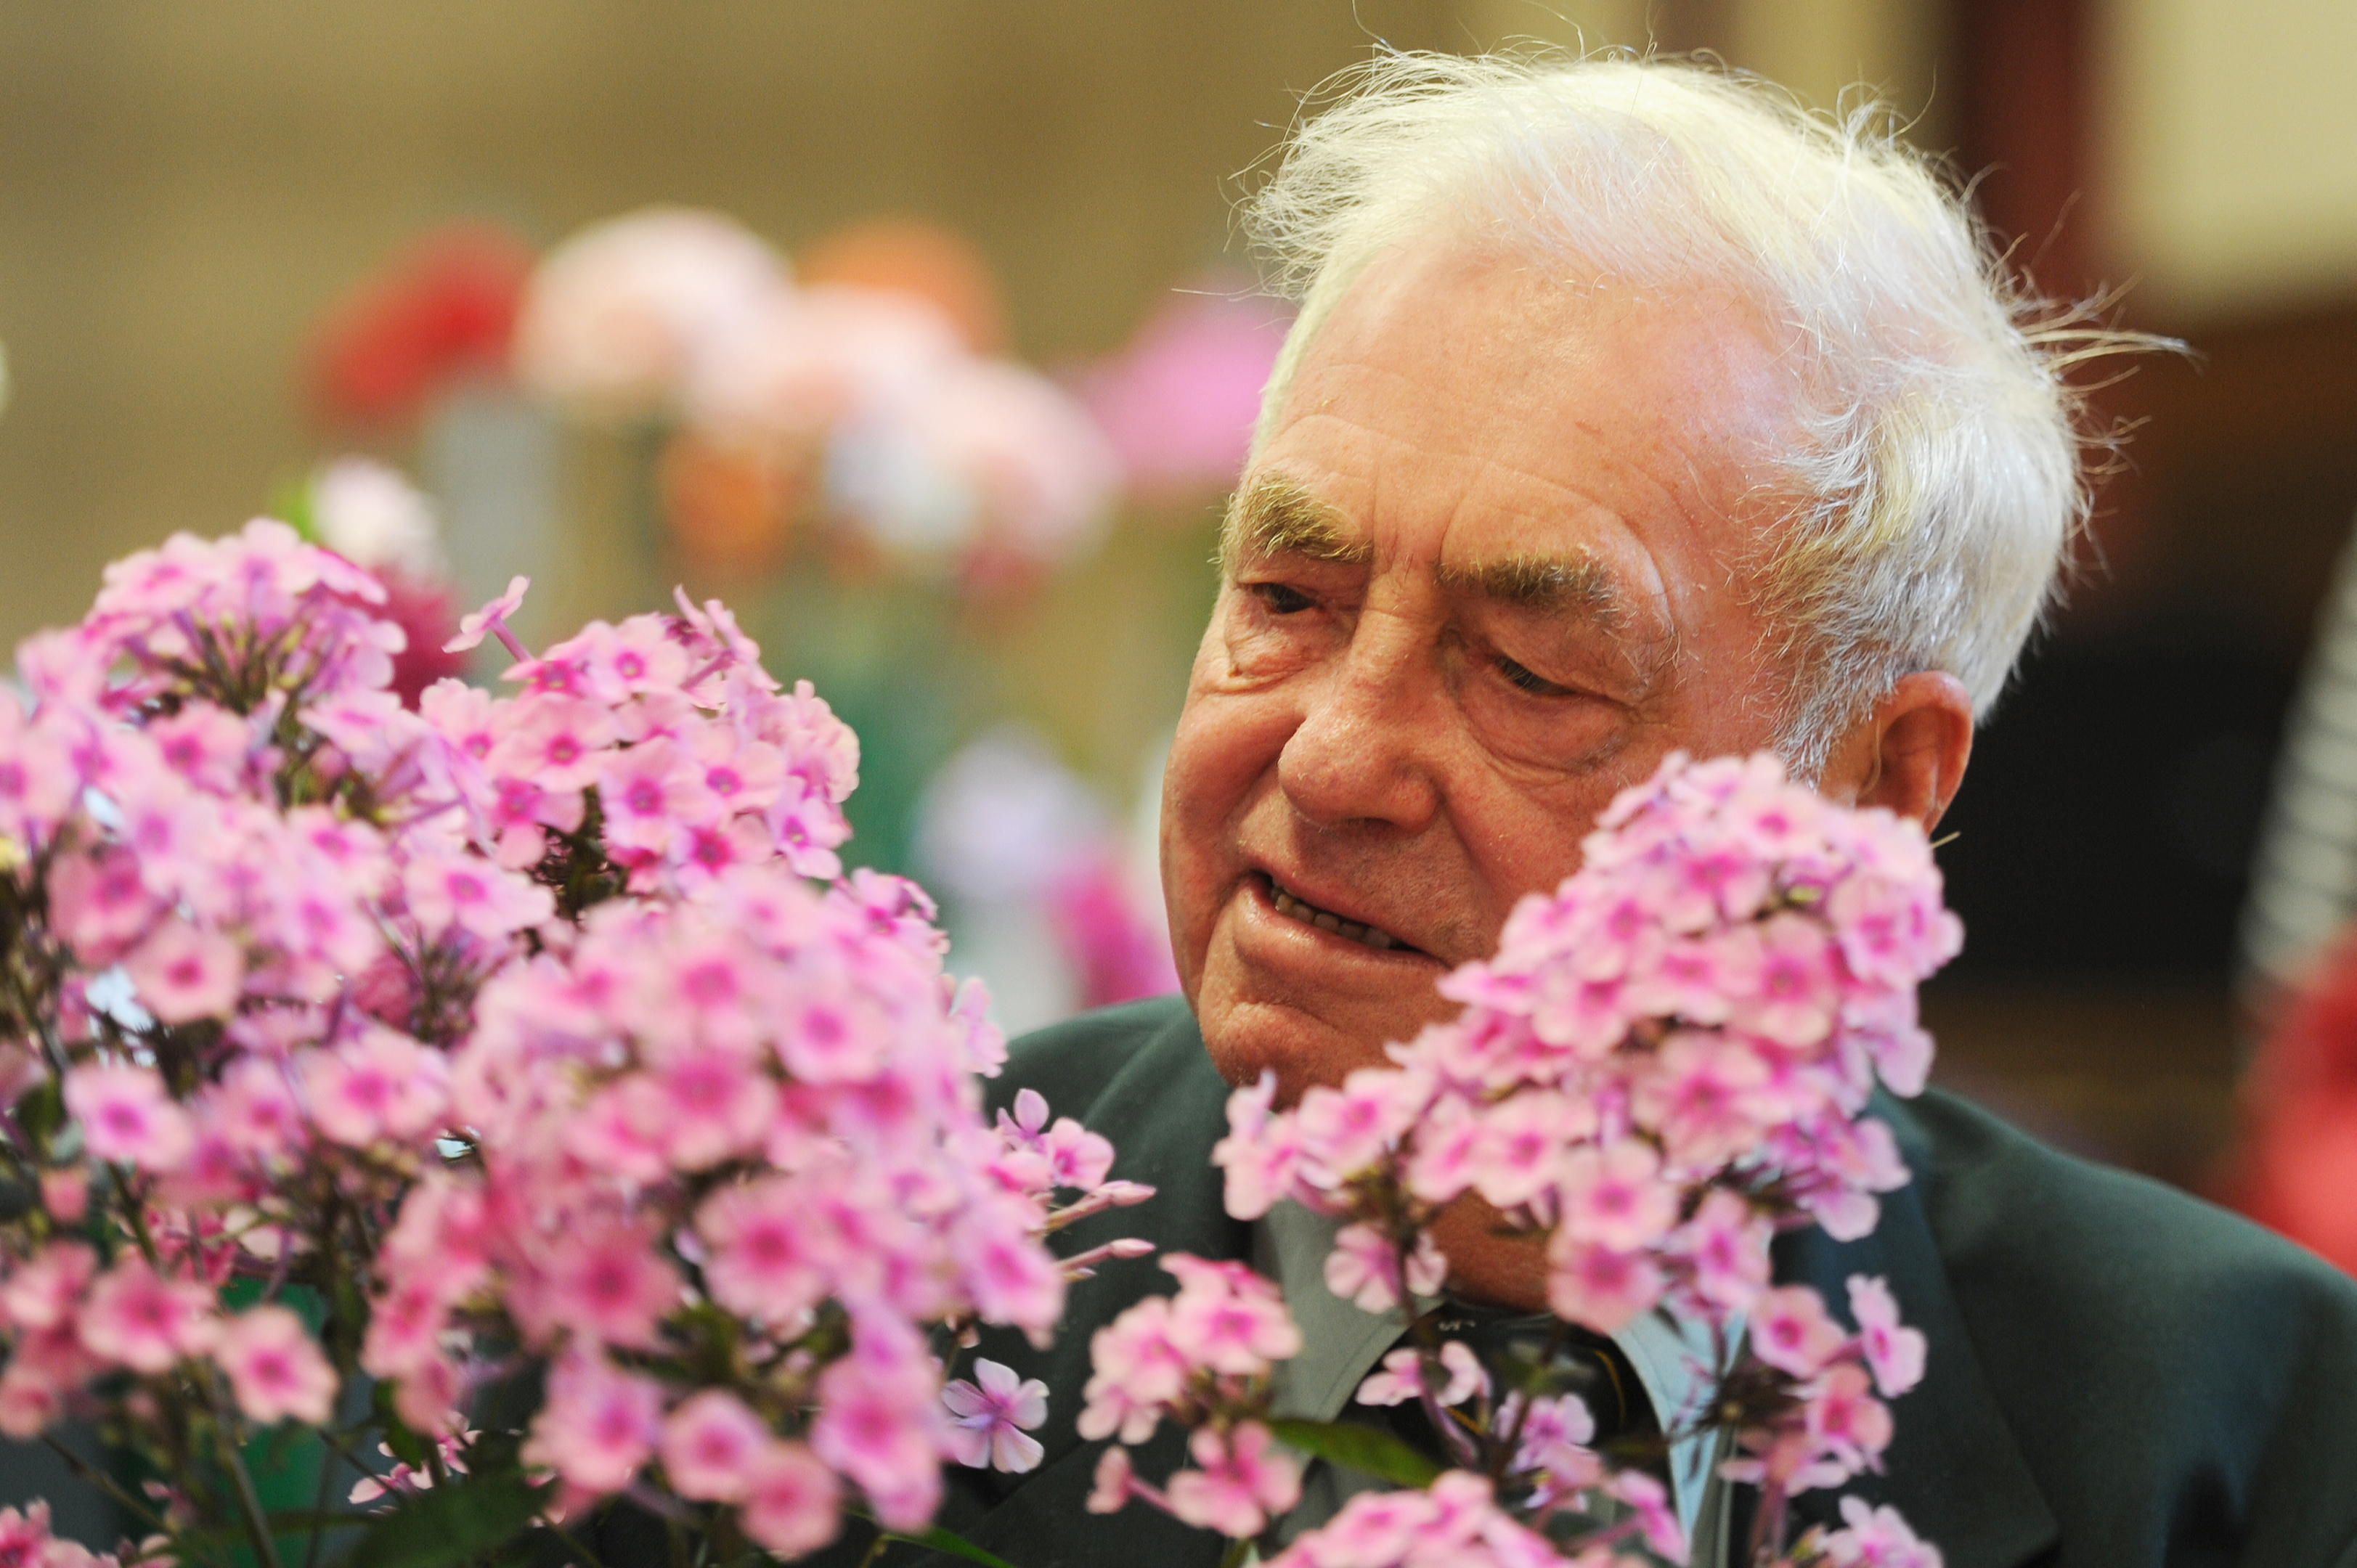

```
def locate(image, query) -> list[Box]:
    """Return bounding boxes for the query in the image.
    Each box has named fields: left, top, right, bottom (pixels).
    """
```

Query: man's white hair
left=1244, top=52, right=2148, bottom=775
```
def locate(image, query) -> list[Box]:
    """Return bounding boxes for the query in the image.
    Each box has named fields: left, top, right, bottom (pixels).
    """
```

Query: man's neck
left=1430, top=1195, right=1549, bottom=1312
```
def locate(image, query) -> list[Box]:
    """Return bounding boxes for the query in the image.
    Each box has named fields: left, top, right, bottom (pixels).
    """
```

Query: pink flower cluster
left=1181, top=753, right=1955, bottom=1563
left=365, top=859, right=1075, bottom=1535
left=1078, top=1255, right=1306, bottom=1539
left=1217, top=752, right=1956, bottom=1333
left=0, top=520, right=1119, bottom=1565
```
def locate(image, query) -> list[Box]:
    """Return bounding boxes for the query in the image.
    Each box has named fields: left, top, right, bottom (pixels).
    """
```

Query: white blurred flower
left=687, top=284, right=967, bottom=450
left=900, top=358, right=1119, bottom=568
left=310, top=456, right=443, bottom=579
left=915, top=726, right=1106, bottom=906
left=513, top=207, right=786, bottom=422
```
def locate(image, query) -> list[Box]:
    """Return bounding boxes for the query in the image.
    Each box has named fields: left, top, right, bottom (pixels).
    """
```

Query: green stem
left=38, top=1433, right=179, bottom=1542
left=1216, top=1539, right=1253, bottom=1568
left=208, top=1389, right=286, bottom=1568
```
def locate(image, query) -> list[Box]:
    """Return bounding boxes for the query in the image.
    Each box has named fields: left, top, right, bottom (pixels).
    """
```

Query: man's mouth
left=1260, top=873, right=1417, bottom=955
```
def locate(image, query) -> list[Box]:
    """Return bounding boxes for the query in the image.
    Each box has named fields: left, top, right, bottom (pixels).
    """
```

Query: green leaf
left=340, top=1473, right=547, bottom=1568
left=1266, top=1418, right=1443, bottom=1488
left=879, top=1526, right=1031, bottom=1568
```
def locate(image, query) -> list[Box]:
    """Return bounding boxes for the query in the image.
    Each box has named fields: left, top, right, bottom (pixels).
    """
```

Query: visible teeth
left=1269, top=880, right=1402, bottom=952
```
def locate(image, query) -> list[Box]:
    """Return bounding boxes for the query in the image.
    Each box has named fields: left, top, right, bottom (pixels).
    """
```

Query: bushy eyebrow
left=1218, top=476, right=1371, bottom=574
left=1434, top=551, right=1626, bottom=625
left=1222, top=477, right=1626, bottom=624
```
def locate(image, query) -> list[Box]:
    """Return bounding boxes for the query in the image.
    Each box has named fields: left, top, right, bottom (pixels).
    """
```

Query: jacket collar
left=1771, top=1093, right=2059, bottom=1568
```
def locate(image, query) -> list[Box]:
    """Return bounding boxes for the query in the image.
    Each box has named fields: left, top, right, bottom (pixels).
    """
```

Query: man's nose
left=1276, top=613, right=1444, bottom=832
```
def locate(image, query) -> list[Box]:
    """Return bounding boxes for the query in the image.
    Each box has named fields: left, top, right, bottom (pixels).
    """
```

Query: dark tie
left=1364, top=1300, right=1662, bottom=1471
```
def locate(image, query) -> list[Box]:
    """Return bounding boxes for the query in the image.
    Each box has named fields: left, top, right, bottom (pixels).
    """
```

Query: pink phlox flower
left=671, top=588, right=778, bottom=692
left=523, top=1351, right=663, bottom=1495
left=768, top=782, right=851, bottom=881
left=1085, top=1444, right=1136, bottom=1515
left=1401, top=1090, right=1482, bottom=1206
left=0, top=1500, right=99, bottom=1568
left=122, top=917, right=245, bottom=1026
left=659, top=1388, right=774, bottom=1502
left=213, top=1304, right=337, bottom=1425
left=828, top=869, right=948, bottom=965
left=1467, top=1090, right=1594, bottom=1210
left=1165, top=1421, right=1300, bottom=1539
left=1165, top=1254, right=1301, bottom=1373
left=0, top=693, right=82, bottom=838
left=1821, top=1495, right=1943, bottom=1568
left=694, top=1175, right=839, bottom=1326
left=1356, top=1340, right=1487, bottom=1410
left=445, top=574, right=529, bottom=653
left=144, top=701, right=252, bottom=796
left=1322, top=1223, right=1446, bottom=1315
left=998, top=1088, right=1115, bottom=1191
left=1506, top=1391, right=1600, bottom=1491
left=775, top=982, right=895, bottom=1086
left=667, top=811, right=776, bottom=891
left=738, top=1439, right=842, bottom=1555
left=690, top=722, right=787, bottom=811
left=0, top=1241, right=97, bottom=1332
left=1635, top=1032, right=1774, bottom=1176
left=1670, top=1188, right=1772, bottom=1315
left=1725, top=773, right=1829, bottom=861
left=1554, top=1140, right=1680, bottom=1252
left=1733, top=912, right=1841, bottom=1049
left=0, top=1322, right=98, bottom=1439
left=1751, top=1285, right=1849, bottom=1379
left=945, top=975, right=1007, bottom=1077
left=76, top=1259, right=216, bottom=1373
left=1544, top=1235, right=1664, bottom=1335
left=596, top=737, right=714, bottom=855
left=1295, top=1066, right=1433, bottom=1182
left=531, top=1221, right=683, bottom=1350
left=1077, top=1297, right=1188, bottom=1444
left=47, top=846, right=160, bottom=965
left=1621, top=927, right=1754, bottom=1026
left=951, top=1193, right=1067, bottom=1342
left=1651, top=838, right=1772, bottom=934
left=66, top=1063, right=196, bottom=1172
left=300, top=1028, right=450, bottom=1147
left=1799, top=1360, right=1893, bottom=1481
left=622, top=1048, right=780, bottom=1170
left=1527, top=964, right=1635, bottom=1061
left=400, top=846, right=554, bottom=940
left=203, top=1051, right=309, bottom=1151
left=940, top=1356, right=1049, bottom=1473
left=488, top=694, right=615, bottom=792
left=1271, top=1484, right=1439, bottom=1568
left=286, top=805, right=391, bottom=889
left=1602, top=1468, right=1685, bottom=1561
left=809, top=1336, right=944, bottom=1532
left=359, top=1275, right=455, bottom=1381
left=748, top=677, right=859, bottom=802
left=1213, top=1071, right=1301, bottom=1220
left=1847, top=1274, right=1926, bottom=1397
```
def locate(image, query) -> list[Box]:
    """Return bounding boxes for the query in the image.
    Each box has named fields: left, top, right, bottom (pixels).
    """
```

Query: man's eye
left=1248, top=582, right=1316, bottom=615
left=1498, top=656, right=1575, bottom=697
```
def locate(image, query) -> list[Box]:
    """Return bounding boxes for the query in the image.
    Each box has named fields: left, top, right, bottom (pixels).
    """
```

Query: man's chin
left=1195, top=991, right=1435, bottom=1108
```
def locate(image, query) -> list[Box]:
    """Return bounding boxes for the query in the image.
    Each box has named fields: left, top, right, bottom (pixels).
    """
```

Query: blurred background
left=2, top=1, right=2354, bottom=1214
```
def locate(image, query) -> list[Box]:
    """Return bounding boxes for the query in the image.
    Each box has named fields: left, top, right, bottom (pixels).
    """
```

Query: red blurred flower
left=307, top=224, right=537, bottom=428
left=2220, top=930, right=2357, bottom=1274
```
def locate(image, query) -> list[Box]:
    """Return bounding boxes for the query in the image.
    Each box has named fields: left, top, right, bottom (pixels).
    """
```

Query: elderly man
left=853, top=54, right=2357, bottom=1568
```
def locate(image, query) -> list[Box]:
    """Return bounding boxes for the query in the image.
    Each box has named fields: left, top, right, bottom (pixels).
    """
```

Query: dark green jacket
left=835, top=995, right=2357, bottom=1568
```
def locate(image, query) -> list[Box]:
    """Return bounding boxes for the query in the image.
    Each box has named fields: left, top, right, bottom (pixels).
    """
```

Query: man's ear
left=1817, top=671, right=1974, bottom=831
